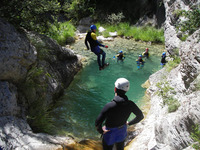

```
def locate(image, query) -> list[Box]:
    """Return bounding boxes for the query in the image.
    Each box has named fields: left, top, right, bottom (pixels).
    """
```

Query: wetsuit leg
left=92, top=46, right=102, bottom=67
left=115, top=140, right=125, bottom=150
left=102, top=138, right=114, bottom=150
left=100, top=49, right=106, bottom=66
left=97, top=54, right=101, bottom=67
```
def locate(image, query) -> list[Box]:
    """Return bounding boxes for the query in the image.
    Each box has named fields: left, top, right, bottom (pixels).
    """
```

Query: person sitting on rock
left=85, top=24, right=109, bottom=70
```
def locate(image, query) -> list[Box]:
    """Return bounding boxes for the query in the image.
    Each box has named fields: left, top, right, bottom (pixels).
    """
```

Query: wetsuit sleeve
left=85, top=33, right=90, bottom=50
left=91, top=32, right=105, bottom=47
left=128, top=102, right=144, bottom=126
left=95, top=102, right=113, bottom=134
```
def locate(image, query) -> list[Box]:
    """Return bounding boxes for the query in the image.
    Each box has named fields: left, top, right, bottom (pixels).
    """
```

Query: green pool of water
left=53, top=43, right=162, bottom=139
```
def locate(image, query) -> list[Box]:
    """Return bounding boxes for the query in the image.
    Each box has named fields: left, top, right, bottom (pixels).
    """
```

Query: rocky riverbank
left=0, top=18, right=82, bottom=149
left=125, top=0, right=200, bottom=149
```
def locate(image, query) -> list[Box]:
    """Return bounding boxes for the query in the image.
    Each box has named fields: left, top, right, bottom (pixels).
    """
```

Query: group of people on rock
left=84, top=24, right=166, bottom=150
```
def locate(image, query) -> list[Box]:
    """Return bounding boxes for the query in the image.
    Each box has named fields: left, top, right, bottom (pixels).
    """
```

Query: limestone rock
left=0, top=116, right=75, bottom=150
left=0, top=18, right=81, bottom=149
left=0, top=18, right=37, bottom=83
left=126, top=1, right=200, bottom=149
left=0, top=81, right=20, bottom=117
left=180, top=30, right=200, bottom=89
left=77, top=17, right=93, bottom=33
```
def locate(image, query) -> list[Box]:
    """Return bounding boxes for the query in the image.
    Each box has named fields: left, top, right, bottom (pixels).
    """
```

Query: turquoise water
left=53, top=46, right=162, bottom=140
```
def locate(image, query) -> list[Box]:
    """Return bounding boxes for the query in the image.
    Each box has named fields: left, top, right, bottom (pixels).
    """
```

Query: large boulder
left=0, top=116, right=75, bottom=150
left=0, top=81, right=20, bottom=117
left=0, top=18, right=82, bottom=149
left=0, top=18, right=37, bottom=83
left=163, top=0, right=199, bottom=55
left=180, top=30, right=200, bottom=89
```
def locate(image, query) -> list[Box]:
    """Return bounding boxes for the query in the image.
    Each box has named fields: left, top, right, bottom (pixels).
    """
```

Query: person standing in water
left=116, top=50, right=125, bottom=62
left=136, top=55, right=145, bottom=69
left=161, top=52, right=167, bottom=67
left=85, top=24, right=109, bottom=70
left=142, top=48, right=150, bottom=59
left=95, top=78, right=144, bottom=150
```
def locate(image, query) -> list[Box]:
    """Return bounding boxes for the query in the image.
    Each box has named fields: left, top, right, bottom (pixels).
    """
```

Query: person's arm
left=127, top=102, right=144, bottom=126
left=95, top=103, right=111, bottom=134
left=85, top=34, right=90, bottom=50
left=91, top=32, right=108, bottom=48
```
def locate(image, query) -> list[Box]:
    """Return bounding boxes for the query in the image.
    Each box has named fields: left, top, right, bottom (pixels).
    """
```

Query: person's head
left=114, top=78, right=130, bottom=96
left=139, top=54, right=142, bottom=59
left=162, top=52, right=166, bottom=56
left=119, top=50, right=123, bottom=53
left=146, top=48, right=149, bottom=52
left=90, top=25, right=97, bottom=32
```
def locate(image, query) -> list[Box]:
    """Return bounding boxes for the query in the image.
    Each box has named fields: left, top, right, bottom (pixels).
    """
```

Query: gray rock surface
left=126, top=1, right=200, bottom=149
left=0, top=116, right=74, bottom=150
left=0, top=18, right=37, bottom=83
left=0, top=81, right=20, bottom=117
left=77, top=17, right=93, bottom=33
left=0, top=18, right=82, bottom=149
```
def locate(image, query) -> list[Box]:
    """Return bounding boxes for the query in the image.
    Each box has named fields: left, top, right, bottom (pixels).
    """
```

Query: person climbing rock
left=85, top=24, right=109, bottom=70
left=161, top=52, right=167, bottom=67
left=95, top=78, right=144, bottom=150
left=142, top=48, right=150, bottom=59
left=136, top=55, right=145, bottom=69
left=116, top=50, right=125, bottom=62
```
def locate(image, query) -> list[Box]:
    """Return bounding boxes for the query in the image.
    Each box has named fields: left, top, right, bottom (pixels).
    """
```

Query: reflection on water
left=52, top=38, right=164, bottom=140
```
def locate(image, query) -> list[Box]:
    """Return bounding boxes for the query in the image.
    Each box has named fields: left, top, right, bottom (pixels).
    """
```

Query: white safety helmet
left=115, top=78, right=130, bottom=92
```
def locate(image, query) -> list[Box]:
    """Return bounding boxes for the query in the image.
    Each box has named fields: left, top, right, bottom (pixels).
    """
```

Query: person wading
left=95, top=78, right=144, bottom=150
left=85, top=24, right=109, bottom=70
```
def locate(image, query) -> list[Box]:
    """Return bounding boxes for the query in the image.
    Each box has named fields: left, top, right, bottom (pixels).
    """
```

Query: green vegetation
left=1, top=0, right=164, bottom=44
left=0, top=0, right=94, bottom=33
left=191, top=124, right=200, bottom=149
left=156, top=81, right=180, bottom=113
left=97, top=23, right=165, bottom=43
left=175, top=7, right=200, bottom=41
left=46, top=21, right=76, bottom=46
left=106, top=12, right=125, bottom=25
left=165, top=56, right=181, bottom=72
left=20, top=67, right=56, bottom=134
left=0, top=0, right=60, bottom=33
left=27, top=99, right=55, bottom=134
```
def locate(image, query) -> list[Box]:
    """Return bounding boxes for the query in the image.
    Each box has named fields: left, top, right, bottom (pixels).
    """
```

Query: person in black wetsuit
left=85, top=24, right=108, bottom=70
left=161, top=52, right=167, bottom=67
left=142, top=48, right=150, bottom=59
left=116, top=50, right=125, bottom=62
left=95, top=78, right=144, bottom=150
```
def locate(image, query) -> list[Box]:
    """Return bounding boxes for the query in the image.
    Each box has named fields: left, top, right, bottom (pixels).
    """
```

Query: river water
left=52, top=37, right=165, bottom=140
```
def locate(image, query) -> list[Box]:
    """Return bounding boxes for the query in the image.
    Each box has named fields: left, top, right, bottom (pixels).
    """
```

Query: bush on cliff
left=175, top=7, right=200, bottom=41
left=46, top=21, right=76, bottom=46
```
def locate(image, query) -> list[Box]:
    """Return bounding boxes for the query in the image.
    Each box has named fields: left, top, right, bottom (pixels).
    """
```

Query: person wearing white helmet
left=85, top=24, right=109, bottom=70
left=95, top=78, right=144, bottom=150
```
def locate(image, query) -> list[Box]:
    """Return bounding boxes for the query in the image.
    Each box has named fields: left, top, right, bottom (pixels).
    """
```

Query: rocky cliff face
left=126, top=0, right=200, bottom=150
left=0, top=18, right=81, bottom=149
